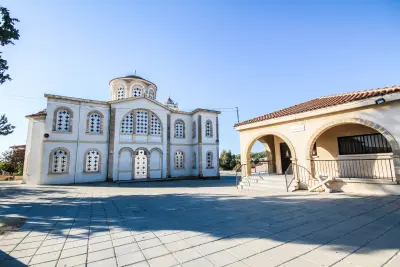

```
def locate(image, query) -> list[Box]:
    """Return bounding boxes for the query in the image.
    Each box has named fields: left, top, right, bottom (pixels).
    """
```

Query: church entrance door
left=134, top=149, right=148, bottom=179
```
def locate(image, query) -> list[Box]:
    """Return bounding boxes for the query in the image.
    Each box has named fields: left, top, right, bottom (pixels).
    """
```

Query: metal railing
left=310, top=158, right=396, bottom=182
left=284, top=162, right=315, bottom=192
left=235, top=163, right=247, bottom=186
left=254, top=161, right=274, bottom=175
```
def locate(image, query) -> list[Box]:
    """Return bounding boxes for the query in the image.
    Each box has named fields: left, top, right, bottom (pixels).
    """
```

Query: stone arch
left=245, top=131, right=297, bottom=162
left=244, top=131, right=297, bottom=176
left=118, top=147, right=134, bottom=181
left=307, top=117, right=400, bottom=159
left=149, top=148, right=163, bottom=178
left=307, top=117, right=400, bottom=183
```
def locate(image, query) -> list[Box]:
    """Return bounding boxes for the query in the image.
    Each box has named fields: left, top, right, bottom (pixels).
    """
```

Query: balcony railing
left=310, top=158, right=396, bottom=182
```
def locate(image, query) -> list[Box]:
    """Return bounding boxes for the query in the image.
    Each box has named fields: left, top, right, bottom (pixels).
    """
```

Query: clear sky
left=0, top=0, right=399, bottom=155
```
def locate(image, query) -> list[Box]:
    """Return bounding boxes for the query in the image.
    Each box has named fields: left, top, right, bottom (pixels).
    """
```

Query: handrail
left=235, top=163, right=247, bottom=186
left=284, top=163, right=293, bottom=192
left=284, top=162, right=315, bottom=192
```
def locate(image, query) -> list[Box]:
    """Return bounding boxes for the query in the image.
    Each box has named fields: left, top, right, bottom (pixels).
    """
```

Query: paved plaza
left=0, top=177, right=400, bottom=267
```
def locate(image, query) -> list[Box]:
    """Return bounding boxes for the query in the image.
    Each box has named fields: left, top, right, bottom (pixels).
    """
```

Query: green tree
left=219, top=150, right=233, bottom=170
left=0, top=114, right=15, bottom=136
left=0, top=147, right=24, bottom=178
left=0, top=6, right=20, bottom=84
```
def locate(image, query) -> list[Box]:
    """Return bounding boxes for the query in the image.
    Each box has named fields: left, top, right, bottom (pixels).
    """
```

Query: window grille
left=133, top=88, right=142, bottom=97
left=117, top=87, right=125, bottom=100
left=136, top=110, right=148, bottom=134
left=205, top=120, right=213, bottom=137
left=55, top=109, right=71, bottom=132
left=338, top=133, right=392, bottom=155
left=85, top=150, right=100, bottom=172
left=175, top=120, right=184, bottom=138
left=88, top=112, right=102, bottom=133
left=148, top=90, right=155, bottom=99
left=175, top=151, right=184, bottom=169
left=51, top=149, right=68, bottom=173
left=120, top=112, right=134, bottom=134
left=206, top=151, right=213, bottom=168
left=150, top=114, right=161, bottom=135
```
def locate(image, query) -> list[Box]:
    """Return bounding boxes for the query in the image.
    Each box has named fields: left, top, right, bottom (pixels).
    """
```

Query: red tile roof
left=26, top=109, right=47, bottom=118
left=234, top=85, right=400, bottom=127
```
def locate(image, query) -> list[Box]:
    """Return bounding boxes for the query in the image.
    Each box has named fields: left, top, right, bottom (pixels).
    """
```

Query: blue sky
left=0, top=0, right=399, bottom=154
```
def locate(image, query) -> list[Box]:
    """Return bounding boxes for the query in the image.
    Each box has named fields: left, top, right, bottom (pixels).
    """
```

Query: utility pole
left=235, top=107, right=240, bottom=123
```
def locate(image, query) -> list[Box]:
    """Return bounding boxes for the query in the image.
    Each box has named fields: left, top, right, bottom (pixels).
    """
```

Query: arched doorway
left=118, top=148, right=133, bottom=181
left=245, top=133, right=296, bottom=176
left=307, top=119, right=400, bottom=181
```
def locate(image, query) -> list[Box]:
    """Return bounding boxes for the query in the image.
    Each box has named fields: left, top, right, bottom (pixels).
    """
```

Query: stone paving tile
left=87, top=257, right=117, bottom=267
left=207, top=250, right=239, bottom=267
left=87, top=247, right=115, bottom=263
left=142, top=244, right=170, bottom=259
left=116, top=251, right=146, bottom=266
left=88, top=240, right=113, bottom=253
left=138, top=237, right=163, bottom=249
left=166, top=240, right=192, bottom=252
left=29, top=251, right=61, bottom=265
left=35, top=243, right=64, bottom=255
left=173, top=247, right=203, bottom=263
left=1, top=181, right=400, bottom=267
left=56, top=253, right=87, bottom=266
left=182, top=257, right=215, bottom=267
left=59, top=245, right=87, bottom=258
left=148, top=254, right=179, bottom=267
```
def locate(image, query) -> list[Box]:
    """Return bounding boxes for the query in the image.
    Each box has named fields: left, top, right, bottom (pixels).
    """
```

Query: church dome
left=109, top=74, right=157, bottom=101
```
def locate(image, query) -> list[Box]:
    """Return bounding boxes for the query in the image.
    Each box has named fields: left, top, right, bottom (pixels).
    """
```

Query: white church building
left=23, top=75, right=220, bottom=185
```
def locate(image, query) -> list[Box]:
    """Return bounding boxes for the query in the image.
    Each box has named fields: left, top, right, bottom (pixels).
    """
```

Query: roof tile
left=234, top=85, right=400, bottom=127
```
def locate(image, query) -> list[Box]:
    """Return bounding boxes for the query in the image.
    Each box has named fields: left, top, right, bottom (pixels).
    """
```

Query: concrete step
left=238, top=178, right=296, bottom=192
left=238, top=183, right=296, bottom=193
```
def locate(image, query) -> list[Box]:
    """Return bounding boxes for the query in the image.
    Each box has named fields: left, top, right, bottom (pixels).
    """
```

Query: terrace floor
left=0, top=176, right=399, bottom=267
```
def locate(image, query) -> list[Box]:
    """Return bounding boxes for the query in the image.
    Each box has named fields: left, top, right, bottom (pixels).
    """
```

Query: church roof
left=27, top=94, right=220, bottom=118
left=166, top=97, right=175, bottom=105
left=26, top=109, right=47, bottom=118
left=109, top=75, right=157, bottom=88
left=234, top=85, right=400, bottom=127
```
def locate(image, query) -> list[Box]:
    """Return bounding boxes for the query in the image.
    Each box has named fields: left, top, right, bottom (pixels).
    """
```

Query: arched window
left=50, top=148, right=69, bottom=173
left=192, top=121, right=196, bottom=139
left=175, top=120, right=185, bottom=138
left=150, top=114, right=161, bottom=135
left=87, top=111, right=103, bottom=134
left=85, top=150, right=100, bottom=172
left=120, top=112, right=134, bottom=134
left=54, top=108, right=72, bottom=132
left=205, top=120, right=213, bottom=137
left=206, top=151, right=213, bottom=168
left=175, top=151, right=184, bottom=169
left=136, top=110, right=148, bottom=134
left=117, top=86, right=125, bottom=100
left=192, top=152, right=196, bottom=169
left=133, top=88, right=142, bottom=97
left=148, top=89, right=155, bottom=99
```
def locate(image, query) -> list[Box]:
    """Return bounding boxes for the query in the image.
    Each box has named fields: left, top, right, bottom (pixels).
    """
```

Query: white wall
left=111, top=98, right=169, bottom=180
left=23, top=119, right=45, bottom=185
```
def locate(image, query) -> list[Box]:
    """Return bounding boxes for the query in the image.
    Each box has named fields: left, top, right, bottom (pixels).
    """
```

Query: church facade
left=23, top=75, right=220, bottom=185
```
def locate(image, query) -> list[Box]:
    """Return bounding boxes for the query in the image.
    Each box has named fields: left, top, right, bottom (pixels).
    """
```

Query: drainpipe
left=73, top=102, right=82, bottom=184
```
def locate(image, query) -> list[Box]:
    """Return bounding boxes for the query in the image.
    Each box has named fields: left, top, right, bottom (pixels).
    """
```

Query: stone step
left=238, top=183, right=296, bottom=192
left=239, top=181, right=290, bottom=190
left=238, top=179, right=296, bottom=192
